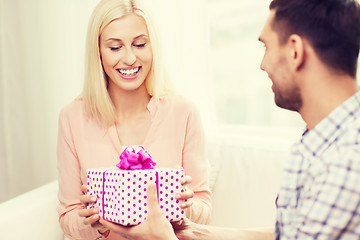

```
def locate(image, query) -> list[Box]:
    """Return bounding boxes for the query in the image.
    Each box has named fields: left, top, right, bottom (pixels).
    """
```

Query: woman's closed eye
left=109, top=44, right=145, bottom=51
left=110, top=46, right=121, bottom=51
left=133, top=43, right=146, bottom=48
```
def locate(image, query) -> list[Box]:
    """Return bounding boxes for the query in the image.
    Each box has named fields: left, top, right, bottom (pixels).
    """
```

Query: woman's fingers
left=81, top=185, right=88, bottom=194
left=80, top=194, right=97, bottom=205
left=83, top=214, right=101, bottom=225
left=176, top=188, right=194, bottom=200
left=180, top=199, right=193, bottom=209
left=79, top=184, right=100, bottom=225
left=180, top=176, right=192, bottom=185
left=78, top=207, right=99, bottom=217
left=175, top=184, right=194, bottom=209
left=172, top=175, right=194, bottom=210
left=78, top=208, right=101, bottom=225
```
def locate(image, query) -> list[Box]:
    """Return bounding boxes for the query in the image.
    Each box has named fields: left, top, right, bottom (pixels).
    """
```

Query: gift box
left=87, top=146, right=186, bottom=226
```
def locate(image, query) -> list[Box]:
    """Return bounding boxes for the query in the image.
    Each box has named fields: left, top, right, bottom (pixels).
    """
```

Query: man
left=100, top=0, right=360, bottom=239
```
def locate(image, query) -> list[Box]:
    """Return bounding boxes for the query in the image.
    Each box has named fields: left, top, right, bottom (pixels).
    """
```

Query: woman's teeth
left=118, top=67, right=140, bottom=76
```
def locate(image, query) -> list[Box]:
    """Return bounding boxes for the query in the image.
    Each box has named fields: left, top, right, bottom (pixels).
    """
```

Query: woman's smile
left=117, top=66, right=142, bottom=80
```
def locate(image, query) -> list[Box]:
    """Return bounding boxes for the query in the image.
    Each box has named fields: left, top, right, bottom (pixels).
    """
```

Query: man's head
left=269, top=0, right=360, bottom=78
left=259, top=0, right=360, bottom=112
left=259, top=10, right=303, bottom=112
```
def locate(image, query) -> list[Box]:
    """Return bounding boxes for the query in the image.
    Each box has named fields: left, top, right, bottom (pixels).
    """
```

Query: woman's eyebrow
left=105, top=38, right=123, bottom=43
left=133, top=34, right=149, bottom=40
left=105, top=34, right=149, bottom=43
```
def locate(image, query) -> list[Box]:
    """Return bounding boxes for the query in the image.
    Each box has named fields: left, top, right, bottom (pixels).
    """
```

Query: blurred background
left=1, top=0, right=357, bottom=203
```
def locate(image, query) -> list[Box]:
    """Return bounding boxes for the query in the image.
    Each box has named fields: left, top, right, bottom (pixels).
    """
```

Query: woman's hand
left=176, top=176, right=194, bottom=210
left=78, top=185, right=108, bottom=233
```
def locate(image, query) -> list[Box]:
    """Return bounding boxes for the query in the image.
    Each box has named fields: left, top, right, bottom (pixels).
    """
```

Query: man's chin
left=275, top=98, right=301, bottom=112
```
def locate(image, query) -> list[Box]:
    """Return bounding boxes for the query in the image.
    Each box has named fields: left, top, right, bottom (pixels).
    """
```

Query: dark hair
left=269, top=0, right=360, bottom=77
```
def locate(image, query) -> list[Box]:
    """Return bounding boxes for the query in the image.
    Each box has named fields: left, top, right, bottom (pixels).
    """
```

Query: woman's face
left=100, top=14, right=153, bottom=93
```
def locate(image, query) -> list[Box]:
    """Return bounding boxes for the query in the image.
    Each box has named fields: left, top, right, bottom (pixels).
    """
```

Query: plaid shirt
left=275, top=91, right=360, bottom=239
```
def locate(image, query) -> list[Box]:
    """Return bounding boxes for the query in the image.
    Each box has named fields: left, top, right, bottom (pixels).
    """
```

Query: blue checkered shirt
left=275, top=91, right=360, bottom=239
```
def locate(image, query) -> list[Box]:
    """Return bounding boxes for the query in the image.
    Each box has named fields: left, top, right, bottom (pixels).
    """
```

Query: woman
left=56, top=0, right=212, bottom=239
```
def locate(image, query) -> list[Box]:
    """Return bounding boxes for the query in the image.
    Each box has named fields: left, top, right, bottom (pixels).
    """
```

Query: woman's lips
left=117, top=66, right=142, bottom=80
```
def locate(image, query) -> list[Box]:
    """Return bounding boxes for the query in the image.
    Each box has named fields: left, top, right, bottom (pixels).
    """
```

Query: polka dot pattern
left=87, top=167, right=185, bottom=226
left=157, top=169, right=185, bottom=222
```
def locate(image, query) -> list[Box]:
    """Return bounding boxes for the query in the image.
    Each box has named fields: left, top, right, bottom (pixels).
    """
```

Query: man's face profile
left=259, top=10, right=302, bottom=112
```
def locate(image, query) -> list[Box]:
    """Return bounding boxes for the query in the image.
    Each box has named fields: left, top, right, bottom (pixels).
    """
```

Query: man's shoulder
left=338, top=114, right=360, bottom=146
left=323, top=124, right=360, bottom=164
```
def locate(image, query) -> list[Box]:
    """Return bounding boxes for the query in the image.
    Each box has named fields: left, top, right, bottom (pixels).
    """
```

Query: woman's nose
left=122, top=48, right=136, bottom=65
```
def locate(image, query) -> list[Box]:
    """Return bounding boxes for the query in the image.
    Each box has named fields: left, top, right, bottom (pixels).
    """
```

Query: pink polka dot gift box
left=87, top=146, right=185, bottom=226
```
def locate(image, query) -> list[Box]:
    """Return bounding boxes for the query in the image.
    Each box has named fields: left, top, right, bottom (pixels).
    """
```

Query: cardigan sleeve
left=182, top=103, right=212, bottom=224
left=56, top=106, right=101, bottom=240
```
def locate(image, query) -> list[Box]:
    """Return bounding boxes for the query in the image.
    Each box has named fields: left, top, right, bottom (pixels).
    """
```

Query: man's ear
left=287, top=34, right=305, bottom=71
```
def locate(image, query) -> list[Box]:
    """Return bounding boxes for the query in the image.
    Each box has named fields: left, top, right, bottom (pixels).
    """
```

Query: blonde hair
left=82, top=0, right=173, bottom=127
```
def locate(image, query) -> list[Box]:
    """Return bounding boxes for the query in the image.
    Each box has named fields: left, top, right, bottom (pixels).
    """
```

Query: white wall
left=0, top=0, right=99, bottom=202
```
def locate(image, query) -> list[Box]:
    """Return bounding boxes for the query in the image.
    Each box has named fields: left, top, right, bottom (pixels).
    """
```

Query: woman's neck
left=108, top=84, right=151, bottom=120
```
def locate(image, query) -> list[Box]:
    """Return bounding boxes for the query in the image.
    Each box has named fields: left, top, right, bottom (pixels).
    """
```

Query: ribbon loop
left=117, top=146, right=156, bottom=170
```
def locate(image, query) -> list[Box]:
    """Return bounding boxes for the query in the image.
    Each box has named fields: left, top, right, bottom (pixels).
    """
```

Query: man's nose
left=260, top=57, right=266, bottom=71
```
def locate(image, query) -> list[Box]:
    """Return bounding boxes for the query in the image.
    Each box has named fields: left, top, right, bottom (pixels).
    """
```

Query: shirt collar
left=300, top=90, right=360, bottom=157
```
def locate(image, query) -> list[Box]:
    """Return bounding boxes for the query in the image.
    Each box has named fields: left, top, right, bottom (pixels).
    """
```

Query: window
left=208, top=0, right=304, bottom=128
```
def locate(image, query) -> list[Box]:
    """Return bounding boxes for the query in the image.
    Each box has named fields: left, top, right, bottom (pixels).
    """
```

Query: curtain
left=0, top=0, right=99, bottom=202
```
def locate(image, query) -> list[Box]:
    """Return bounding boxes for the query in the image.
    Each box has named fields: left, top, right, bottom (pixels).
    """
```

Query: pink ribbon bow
left=116, top=146, right=156, bottom=170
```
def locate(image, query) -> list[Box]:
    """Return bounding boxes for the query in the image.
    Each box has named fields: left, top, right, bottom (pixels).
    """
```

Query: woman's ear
left=287, top=34, right=305, bottom=71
